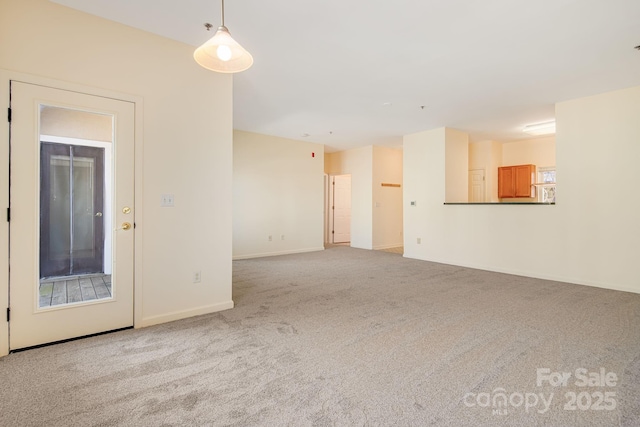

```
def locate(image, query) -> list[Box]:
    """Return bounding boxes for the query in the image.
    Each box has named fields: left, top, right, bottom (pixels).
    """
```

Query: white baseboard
left=372, top=243, right=404, bottom=250
left=402, top=253, right=640, bottom=295
left=138, top=300, right=234, bottom=328
left=233, top=247, right=325, bottom=260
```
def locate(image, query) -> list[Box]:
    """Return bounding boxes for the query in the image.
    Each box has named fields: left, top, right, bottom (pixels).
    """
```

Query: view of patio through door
left=39, top=108, right=113, bottom=308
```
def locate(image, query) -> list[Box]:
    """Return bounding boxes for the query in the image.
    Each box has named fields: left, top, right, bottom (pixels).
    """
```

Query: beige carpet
left=1, top=246, right=639, bottom=426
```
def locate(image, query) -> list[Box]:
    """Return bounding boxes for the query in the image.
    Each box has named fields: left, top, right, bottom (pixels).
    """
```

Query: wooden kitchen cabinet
left=498, top=164, right=536, bottom=198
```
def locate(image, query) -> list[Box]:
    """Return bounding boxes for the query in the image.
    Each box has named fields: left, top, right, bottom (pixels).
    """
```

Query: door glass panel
left=39, top=105, right=113, bottom=308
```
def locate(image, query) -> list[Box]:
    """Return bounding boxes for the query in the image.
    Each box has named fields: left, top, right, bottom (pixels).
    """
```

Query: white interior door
left=332, top=174, right=351, bottom=244
left=469, top=169, right=486, bottom=202
left=9, top=81, right=135, bottom=350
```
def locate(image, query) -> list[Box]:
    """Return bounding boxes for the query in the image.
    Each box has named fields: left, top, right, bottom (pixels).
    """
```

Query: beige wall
left=0, top=0, right=233, bottom=355
left=233, top=130, right=324, bottom=259
left=325, top=146, right=373, bottom=249
left=372, top=146, right=403, bottom=249
left=404, top=128, right=445, bottom=253
left=502, top=136, right=556, bottom=168
left=404, top=85, right=640, bottom=294
left=555, top=86, right=640, bottom=290
left=445, top=128, right=469, bottom=202
left=40, top=107, right=113, bottom=142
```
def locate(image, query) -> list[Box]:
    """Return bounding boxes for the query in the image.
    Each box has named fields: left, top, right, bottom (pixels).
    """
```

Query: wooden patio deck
left=39, top=274, right=112, bottom=307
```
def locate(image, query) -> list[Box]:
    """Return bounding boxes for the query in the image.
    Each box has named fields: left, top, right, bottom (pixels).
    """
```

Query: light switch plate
left=161, top=194, right=175, bottom=207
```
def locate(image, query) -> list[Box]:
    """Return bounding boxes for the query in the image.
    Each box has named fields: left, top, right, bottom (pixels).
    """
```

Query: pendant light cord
left=221, top=0, right=225, bottom=27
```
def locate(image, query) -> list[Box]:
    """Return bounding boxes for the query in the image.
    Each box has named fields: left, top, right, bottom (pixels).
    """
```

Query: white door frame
left=0, top=70, right=144, bottom=357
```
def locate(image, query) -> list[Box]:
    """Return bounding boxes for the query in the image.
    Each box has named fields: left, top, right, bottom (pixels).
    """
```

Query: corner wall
left=372, top=146, right=403, bottom=249
left=554, top=86, right=640, bottom=291
left=404, top=128, right=446, bottom=257
left=233, top=131, right=325, bottom=259
left=326, top=146, right=374, bottom=249
left=403, top=86, right=640, bottom=294
left=445, top=128, right=469, bottom=202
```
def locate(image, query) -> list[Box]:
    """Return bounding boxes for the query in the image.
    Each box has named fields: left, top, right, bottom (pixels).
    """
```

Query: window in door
left=38, top=105, right=114, bottom=308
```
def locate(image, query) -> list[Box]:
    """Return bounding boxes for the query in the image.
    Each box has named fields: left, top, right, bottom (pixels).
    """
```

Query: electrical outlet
left=281, top=235, right=285, bottom=240
left=192, top=271, right=201, bottom=283
left=268, top=235, right=272, bottom=241
left=417, top=238, right=421, bottom=244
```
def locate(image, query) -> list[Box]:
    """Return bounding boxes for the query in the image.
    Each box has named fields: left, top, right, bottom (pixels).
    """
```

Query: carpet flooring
left=1, top=246, right=639, bottom=426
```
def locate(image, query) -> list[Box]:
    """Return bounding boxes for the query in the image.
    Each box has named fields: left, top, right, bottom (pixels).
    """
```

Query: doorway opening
left=328, top=174, right=351, bottom=245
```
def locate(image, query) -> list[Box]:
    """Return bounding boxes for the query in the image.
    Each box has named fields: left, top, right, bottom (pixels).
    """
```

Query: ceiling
left=51, top=0, right=640, bottom=152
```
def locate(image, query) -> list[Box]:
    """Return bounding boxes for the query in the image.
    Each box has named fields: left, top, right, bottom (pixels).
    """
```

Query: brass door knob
left=119, top=222, right=132, bottom=231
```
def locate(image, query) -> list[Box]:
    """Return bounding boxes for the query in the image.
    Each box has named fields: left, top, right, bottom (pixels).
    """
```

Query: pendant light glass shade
left=194, top=26, right=253, bottom=73
left=194, top=0, right=253, bottom=73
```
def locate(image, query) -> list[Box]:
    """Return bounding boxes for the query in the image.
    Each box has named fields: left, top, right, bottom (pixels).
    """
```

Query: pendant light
left=194, top=0, right=253, bottom=73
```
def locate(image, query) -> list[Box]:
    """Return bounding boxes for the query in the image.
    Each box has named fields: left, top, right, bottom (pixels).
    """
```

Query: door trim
left=0, top=69, right=144, bottom=357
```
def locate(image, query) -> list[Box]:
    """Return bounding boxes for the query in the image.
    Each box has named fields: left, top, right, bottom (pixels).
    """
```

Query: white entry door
left=9, top=81, right=135, bottom=350
left=469, top=169, right=486, bottom=202
left=332, top=175, right=351, bottom=243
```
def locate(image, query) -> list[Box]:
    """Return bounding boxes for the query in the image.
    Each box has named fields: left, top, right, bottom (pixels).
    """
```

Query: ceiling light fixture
left=194, top=0, right=253, bottom=73
left=523, top=121, right=556, bottom=136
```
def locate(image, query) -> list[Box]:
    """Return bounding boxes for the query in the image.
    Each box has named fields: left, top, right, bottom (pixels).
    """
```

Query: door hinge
left=6, top=207, right=9, bottom=222
left=7, top=107, right=11, bottom=123
left=6, top=307, right=9, bottom=322
left=332, top=230, right=334, bottom=234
